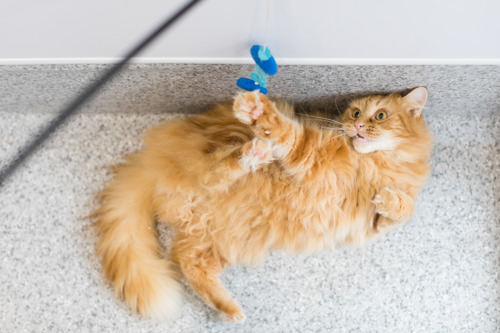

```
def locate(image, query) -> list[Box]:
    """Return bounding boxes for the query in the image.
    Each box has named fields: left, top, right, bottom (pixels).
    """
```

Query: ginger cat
left=93, top=87, right=433, bottom=322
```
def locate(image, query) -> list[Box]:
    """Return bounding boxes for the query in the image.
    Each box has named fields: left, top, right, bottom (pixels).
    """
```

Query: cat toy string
left=0, top=0, right=203, bottom=187
left=262, top=0, right=271, bottom=52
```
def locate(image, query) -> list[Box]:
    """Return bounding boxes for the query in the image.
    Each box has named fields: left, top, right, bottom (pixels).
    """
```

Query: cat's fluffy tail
left=93, top=159, right=182, bottom=319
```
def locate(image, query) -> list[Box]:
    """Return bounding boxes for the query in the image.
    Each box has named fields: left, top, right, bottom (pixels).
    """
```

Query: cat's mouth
left=356, top=134, right=371, bottom=142
left=352, top=133, right=376, bottom=153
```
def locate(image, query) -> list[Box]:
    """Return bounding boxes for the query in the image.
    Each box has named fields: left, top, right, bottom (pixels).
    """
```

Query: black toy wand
left=0, top=0, right=203, bottom=187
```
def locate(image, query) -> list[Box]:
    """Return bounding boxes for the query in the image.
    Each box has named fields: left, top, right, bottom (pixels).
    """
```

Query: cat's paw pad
left=233, top=91, right=265, bottom=124
left=239, top=138, right=273, bottom=172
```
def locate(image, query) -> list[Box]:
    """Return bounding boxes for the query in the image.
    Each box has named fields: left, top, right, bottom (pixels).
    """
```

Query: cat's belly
left=205, top=172, right=375, bottom=263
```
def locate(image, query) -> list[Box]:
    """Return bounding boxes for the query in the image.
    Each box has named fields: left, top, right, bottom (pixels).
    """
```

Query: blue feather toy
left=237, top=45, right=277, bottom=95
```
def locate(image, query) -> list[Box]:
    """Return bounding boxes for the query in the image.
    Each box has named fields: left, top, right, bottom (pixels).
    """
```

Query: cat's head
left=341, top=87, right=429, bottom=154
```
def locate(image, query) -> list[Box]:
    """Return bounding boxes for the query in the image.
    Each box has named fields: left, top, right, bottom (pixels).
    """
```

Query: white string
left=262, top=0, right=270, bottom=52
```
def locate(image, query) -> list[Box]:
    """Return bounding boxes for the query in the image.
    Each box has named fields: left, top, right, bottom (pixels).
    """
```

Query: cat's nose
left=355, top=122, right=365, bottom=131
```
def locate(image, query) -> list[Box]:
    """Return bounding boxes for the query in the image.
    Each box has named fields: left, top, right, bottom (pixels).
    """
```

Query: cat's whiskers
left=316, top=125, right=347, bottom=139
left=296, top=113, right=343, bottom=125
left=334, top=95, right=341, bottom=115
left=318, top=125, right=345, bottom=132
left=328, top=132, right=347, bottom=141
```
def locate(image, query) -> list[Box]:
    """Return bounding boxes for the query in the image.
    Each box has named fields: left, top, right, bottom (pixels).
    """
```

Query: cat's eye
left=353, top=110, right=360, bottom=118
left=374, top=110, right=388, bottom=120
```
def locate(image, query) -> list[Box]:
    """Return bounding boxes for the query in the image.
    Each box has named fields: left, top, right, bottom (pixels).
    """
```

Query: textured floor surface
left=0, top=107, right=499, bottom=332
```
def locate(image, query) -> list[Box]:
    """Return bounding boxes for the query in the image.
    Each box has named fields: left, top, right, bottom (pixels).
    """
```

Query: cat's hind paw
left=216, top=299, right=246, bottom=323
left=239, top=138, right=273, bottom=172
left=221, top=311, right=246, bottom=323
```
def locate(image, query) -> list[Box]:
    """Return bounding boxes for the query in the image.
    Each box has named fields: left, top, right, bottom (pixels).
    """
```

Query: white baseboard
left=1, top=57, right=499, bottom=66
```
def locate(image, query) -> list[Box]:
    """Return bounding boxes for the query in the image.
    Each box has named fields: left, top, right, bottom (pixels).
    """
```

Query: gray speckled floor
left=0, top=110, right=499, bottom=332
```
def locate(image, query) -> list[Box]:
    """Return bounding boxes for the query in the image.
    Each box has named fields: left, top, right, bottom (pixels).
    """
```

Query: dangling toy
left=236, top=45, right=278, bottom=95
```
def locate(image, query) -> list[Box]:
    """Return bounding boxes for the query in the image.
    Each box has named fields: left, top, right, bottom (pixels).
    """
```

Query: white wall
left=1, top=0, right=499, bottom=64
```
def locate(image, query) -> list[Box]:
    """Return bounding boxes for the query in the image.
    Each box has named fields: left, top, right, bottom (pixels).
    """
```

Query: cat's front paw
left=233, top=90, right=265, bottom=125
left=233, top=91, right=284, bottom=140
left=239, top=138, right=273, bottom=172
left=372, top=187, right=398, bottom=217
left=372, top=188, right=413, bottom=223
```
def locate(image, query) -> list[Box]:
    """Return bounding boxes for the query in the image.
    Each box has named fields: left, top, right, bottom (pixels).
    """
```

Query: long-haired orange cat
left=93, top=87, right=433, bottom=322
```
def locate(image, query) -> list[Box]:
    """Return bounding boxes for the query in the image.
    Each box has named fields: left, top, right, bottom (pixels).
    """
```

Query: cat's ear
left=403, top=87, right=427, bottom=118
